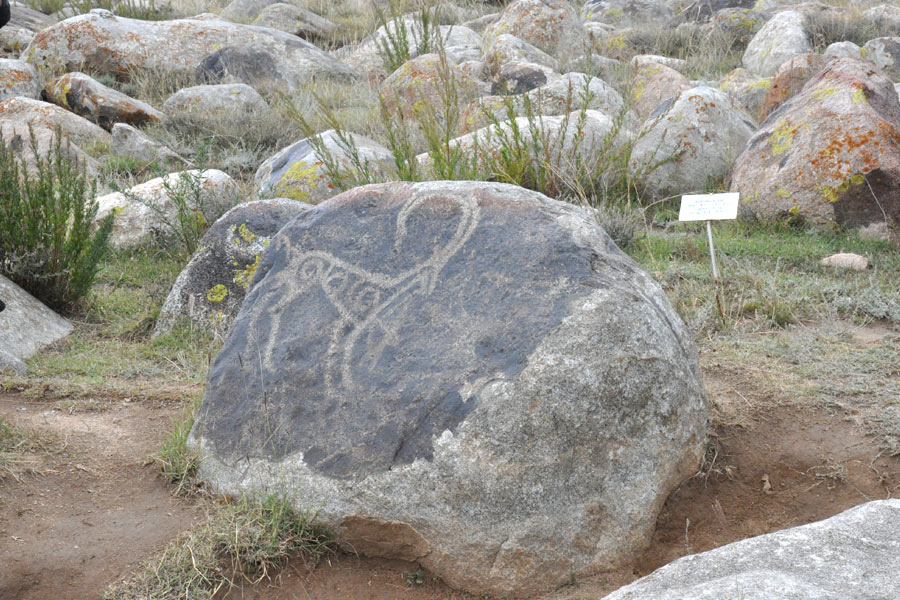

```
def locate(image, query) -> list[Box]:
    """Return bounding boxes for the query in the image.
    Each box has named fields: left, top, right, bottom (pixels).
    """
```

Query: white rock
left=743, top=11, right=812, bottom=76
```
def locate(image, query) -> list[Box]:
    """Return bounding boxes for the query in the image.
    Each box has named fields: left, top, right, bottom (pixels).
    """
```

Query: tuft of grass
left=0, top=417, right=61, bottom=481
left=105, top=494, right=333, bottom=600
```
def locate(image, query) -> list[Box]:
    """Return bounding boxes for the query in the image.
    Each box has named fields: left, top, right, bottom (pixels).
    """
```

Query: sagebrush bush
left=0, top=129, right=114, bottom=312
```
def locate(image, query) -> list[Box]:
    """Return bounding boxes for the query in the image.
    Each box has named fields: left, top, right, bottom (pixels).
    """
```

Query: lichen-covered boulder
left=0, top=119, right=100, bottom=175
left=42, top=71, right=163, bottom=130
left=758, top=53, right=832, bottom=121
left=95, top=170, right=239, bottom=249
left=254, top=130, right=394, bottom=203
left=380, top=53, right=481, bottom=121
left=483, top=0, right=588, bottom=62
left=252, top=3, right=337, bottom=42
left=162, top=83, right=267, bottom=119
left=582, top=0, right=673, bottom=28
left=481, top=33, right=558, bottom=75
left=630, top=86, right=756, bottom=197
left=21, top=10, right=358, bottom=95
left=0, top=58, right=40, bottom=101
left=742, top=10, right=812, bottom=76
left=730, top=58, right=900, bottom=236
left=154, top=199, right=311, bottom=338
left=0, top=275, right=73, bottom=374
left=0, top=96, right=110, bottom=148
left=189, top=180, right=708, bottom=598
left=604, top=500, right=900, bottom=600
left=490, top=60, right=555, bottom=95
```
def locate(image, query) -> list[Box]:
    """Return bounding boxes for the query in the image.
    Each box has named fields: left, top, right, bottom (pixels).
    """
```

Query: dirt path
left=0, top=396, right=201, bottom=600
left=1, top=349, right=898, bottom=599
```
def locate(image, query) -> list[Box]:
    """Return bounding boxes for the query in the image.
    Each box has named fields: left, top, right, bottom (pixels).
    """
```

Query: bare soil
left=2, top=323, right=899, bottom=600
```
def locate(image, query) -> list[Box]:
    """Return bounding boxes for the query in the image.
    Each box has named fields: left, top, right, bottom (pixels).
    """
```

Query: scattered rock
left=162, top=83, right=267, bottom=120
left=252, top=3, right=337, bottom=42
left=632, top=54, right=688, bottom=73
left=42, top=71, right=163, bottom=131
left=491, top=60, right=553, bottom=95
left=825, top=41, right=862, bottom=60
left=190, top=179, right=708, bottom=598
left=730, top=58, right=900, bottom=235
left=583, top=0, right=673, bottom=28
left=22, top=11, right=358, bottom=96
left=481, top=33, right=558, bottom=75
left=742, top=10, right=812, bottom=77
left=95, top=170, right=239, bottom=250
left=0, top=58, right=40, bottom=101
left=820, top=253, right=870, bottom=271
left=630, top=86, right=756, bottom=197
left=0, top=274, right=73, bottom=374
left=667, top=0, right=756, bottom=26
left=603, top=500, right=900, bottom=600
left=254, top=130, right=395, bottom=203
left=154, top=199, right=311, bottom=338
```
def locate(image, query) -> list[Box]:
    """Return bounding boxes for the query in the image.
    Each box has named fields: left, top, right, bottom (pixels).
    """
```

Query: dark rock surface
left=190, top=181, right=708, bottom=597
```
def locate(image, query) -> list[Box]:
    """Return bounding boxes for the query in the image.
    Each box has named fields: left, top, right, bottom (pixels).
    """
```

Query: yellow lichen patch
left=276, top=161, right=321, bottom=200
left=748, top=78, right=772, bottom=90
left=852, top=88, right=867, bottom=105
left=207, top=284, right=228, bottom=302
left=775, top=188, right=792, bottom=198
left=770, top=118, right=799, bottom=156
left=236, top=223, right=257, bottom=244
left=234, top=254, right=261, bottom=291
left=850, top=173, right=866, bottom=185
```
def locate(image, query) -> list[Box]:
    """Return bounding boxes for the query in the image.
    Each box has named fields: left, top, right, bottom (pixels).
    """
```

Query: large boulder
left=110, top=123, right=186, bottom=167
left=861, top=37, right=900, bottom=81
left=0, top=58, right=40, bottom=101
left=42, top=71, right=163, bottom=131
left=730, top=58, right=900, bottom=236
left=0, top=119, right=100, bottom=175
left=632, top=61, right=692, bottom=121
left=630, top=87, right=756, bottom=197
left=154, top=199, right=311, bottom=338
left=254, top=130, right=395, bottom=203
left=95, top=170, right=239, bottom=250
left=582, top=0, right=673, bottom=28
left=189, top=180, right=708, bottom=598
left=604, top=500, right=900, bottom=600
left=21, top=10, right=358, bottom=95
left=162, top=83, right=267, bottom=119
left=379, top=53, right=481, bottom=121
left=742, top=11, right=812, bottom=77
left=0, top=275, right=73, bottom=374
left=483, top=0, right=588, bottom=63
left=252, top=3, right=337, bottom=42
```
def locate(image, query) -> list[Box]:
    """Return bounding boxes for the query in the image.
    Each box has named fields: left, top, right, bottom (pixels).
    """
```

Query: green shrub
left=0, top=129, right=114, bottom=312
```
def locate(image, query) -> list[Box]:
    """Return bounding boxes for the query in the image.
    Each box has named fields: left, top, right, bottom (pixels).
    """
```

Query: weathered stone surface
left=0, top=25, right=34, bottom=59
left=7, top=2, right=53, bottom=32
left=42, top=71, right=163, bottom=130
left=0, top=274, right=73, bottom=374
left=730, top=58, right=900, bottom=235
left=491, top=60, right=553, bottom=95
left=190, top=180, right=708, bottom=597
left=862, top=37, right=900, bottom=81
left=95, top=170, right=239, bottom=249
left=821, top=252, right=870, bottom=270
left=252, top=3, right=336, bottom=41
left=718, top=67, right=770, bottom=120
left=22, top=11, right=358, bottom=96
left=632, top=61, right=692, bottom=120
left=162, top=83, right=267, bottom=119
left=483, top=0, right=588, bottom=62
left=380, top=53, right=481, bottom=121
left=758, top=53, right=832, bottom=121
left=743, top=10, right=812, bottom=76
left=0, top=96, right=110, bottom=148
left=667, top=0, right=756, bottom=26
left=603, top=500, right=900, bottom=600
left=582, top=0, right=673, bottom=28
left=154, top=198, right=311, bottom=337
left=863, top=4, right=900, bottom=29
left=110, top=123, right=185, bottom=167
left=632, top=54, right=688, bottom=73
left=630, top=86, right=755, bottom=197
left=0, top=58, right=39, bottom=101
left=254, top=130, right=395, bottom=203
left=219, top=0, right=280, bottom=22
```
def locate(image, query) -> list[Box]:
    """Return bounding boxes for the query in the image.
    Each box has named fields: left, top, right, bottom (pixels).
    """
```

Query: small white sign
left=679, top=193, right=740, bottom=222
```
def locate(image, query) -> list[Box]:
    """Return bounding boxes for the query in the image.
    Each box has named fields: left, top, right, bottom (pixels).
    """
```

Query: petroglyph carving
left=256, top=193, right=480, bottom=395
